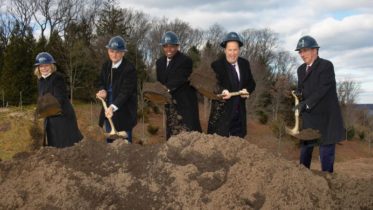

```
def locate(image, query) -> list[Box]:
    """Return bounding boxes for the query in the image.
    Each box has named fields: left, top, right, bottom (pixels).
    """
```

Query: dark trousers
left=300, top=143, right=336, bottom=172
left=229, top=100, right=244, bottom=138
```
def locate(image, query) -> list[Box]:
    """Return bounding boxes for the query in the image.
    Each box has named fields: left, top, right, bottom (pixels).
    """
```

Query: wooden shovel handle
left=96, top=96, right=117, bottom=134
left=217, top=91, right=249, bottom=98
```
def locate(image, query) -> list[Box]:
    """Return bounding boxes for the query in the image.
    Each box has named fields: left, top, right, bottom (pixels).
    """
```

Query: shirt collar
left=112, top=59, right=123, bottom=69
left=41, top=73, right=52, bottom=79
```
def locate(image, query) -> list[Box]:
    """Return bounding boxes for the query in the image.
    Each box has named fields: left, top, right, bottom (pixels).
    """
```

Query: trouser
left=229, top=100, right=244, bottom=138
left=104, top=85, right=132, bottom=143
left=300, top=143, right=336, bottom=172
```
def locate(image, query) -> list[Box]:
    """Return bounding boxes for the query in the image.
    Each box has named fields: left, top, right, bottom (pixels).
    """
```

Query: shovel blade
left=286, top=127, right=321, bottom=141
left=104, top=131, right=128, bottom=140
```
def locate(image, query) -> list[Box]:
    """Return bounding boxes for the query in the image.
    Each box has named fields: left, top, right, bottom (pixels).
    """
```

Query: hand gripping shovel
left=96, top=96, right=128, bottom=140
left=189, top=68, right=250, bottom=100
left=285, top=90, right=321, bottom=140
left=216, top=90, right=249, bottom=98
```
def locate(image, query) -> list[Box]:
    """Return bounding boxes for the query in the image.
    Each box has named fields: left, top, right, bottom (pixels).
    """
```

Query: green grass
left=0, top=106, right=34, bottom=160
left=0, top=103, right=105, bottom=160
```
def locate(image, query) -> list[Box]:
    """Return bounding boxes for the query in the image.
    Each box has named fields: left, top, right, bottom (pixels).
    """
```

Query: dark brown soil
left=0, top=132, right=372, bottom=209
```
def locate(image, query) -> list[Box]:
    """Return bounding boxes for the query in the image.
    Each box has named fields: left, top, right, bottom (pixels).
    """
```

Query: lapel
left=302, top=57, right=320, bottom=82
left=223, top=59, right=242, bottom=90
left=237, top=58, right=245, bottom=88
left=166, top=51, right=180, bottom=71
left=223, top=59, right=238, bottom=90
left=164, top=51, right=181, bottom=82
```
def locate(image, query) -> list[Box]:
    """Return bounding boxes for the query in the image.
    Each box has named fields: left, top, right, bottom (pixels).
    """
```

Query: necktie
left=167, top=58, right=171, bottom=67
left=306, top=65, right=311, bottom=74
left=230, top=64, right=240, bottom=89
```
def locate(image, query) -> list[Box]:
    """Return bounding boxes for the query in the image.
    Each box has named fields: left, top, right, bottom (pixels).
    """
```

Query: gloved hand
left=221, top=89, right=231, bottom=100
left=239, top=88, right=250, bottom=98
left=295, top=90, right=302, bottom=100
left=294, top=101, right=307, bottom=112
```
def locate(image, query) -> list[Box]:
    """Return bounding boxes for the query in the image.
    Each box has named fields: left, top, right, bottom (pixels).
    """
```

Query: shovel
left=143, top=82, right=172, bottom=105
left=285, top=90, right=321, bottom=140
left=96, top=96, right=128, bottom=140
left=189, top=68, right=250, bottom=100
left=217, top=90, right=250, bottom=98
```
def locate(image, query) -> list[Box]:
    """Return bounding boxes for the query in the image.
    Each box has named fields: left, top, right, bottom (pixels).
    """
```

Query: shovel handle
left=217, top=91, right=249, bottom=98
left=96, top=96, right=117, bottom=133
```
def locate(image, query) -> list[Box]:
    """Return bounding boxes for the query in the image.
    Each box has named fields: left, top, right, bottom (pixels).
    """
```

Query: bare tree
left=62, top=0, right=104, bottom=102
left=337, top=79, right=361, bottom=134
left=0, top=13, right=14, bottom=48
left=33, top=0, right=83, bottom=38
left=338, top=80, right=360, bottom=106
left=8, top=0, right=37, bottom=36
left=269, top=51, right=298, bottom=121
left=240, top=28, right=278, bottom=65
left=204, top=23, right=226, bottom=52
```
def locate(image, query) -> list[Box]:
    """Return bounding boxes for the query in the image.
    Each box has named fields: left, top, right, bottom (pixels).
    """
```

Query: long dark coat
left=156, top=51, right=202, bottom=138
left=38, top=72, right=83, bottom=148
left=208, top=57, right=256, bottom=137
left=297, top=57, right=345, bottom=145
left=98, top=59, right=137, bottom=131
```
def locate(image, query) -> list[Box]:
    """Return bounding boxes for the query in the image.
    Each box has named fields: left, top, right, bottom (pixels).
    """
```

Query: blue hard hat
left=220, top=32, right=243, bottom=48
left=295, top=35, right=320, bottom=51
left=160, top=31, right=180, bottom=45
left=34, top=52, right=56, bottom=66
left=106, top=36, right=127, bottom=52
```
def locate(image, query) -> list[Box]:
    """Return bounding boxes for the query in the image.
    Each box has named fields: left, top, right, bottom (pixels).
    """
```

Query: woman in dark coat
left=34, top=52, right=83, bottom=148
left=156, top=31, right=202, bottom=139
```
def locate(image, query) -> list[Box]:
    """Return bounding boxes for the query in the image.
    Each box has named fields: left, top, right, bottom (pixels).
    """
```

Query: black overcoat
left=98, top=59, right=137, bottom=131
left=297, top=57, right=345, bottom=144
left=156, top=51, right=202, bottom=138
left=208, top=57, right=256, bottom=137
left=38, top=72, right=83, bottom=148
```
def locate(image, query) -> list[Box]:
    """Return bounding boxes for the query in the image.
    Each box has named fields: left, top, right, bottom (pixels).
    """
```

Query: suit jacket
left=208, top=57, right=256, bottom=137
left=297, top=57, right=345, bottom=144
left=38, top=72, right=83, bottom=147
left=98, top=59, right=137, bottom=131
left=156, top=51, right=202, bottom=136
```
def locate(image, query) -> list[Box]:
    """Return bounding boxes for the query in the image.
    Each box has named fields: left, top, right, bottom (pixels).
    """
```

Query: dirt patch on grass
left=0, top=132, right=372, bottom=209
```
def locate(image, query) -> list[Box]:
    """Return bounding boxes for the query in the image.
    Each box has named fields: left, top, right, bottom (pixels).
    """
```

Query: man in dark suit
left=156, top=31, right=202, bottom=139
left=96, top=35, right=137, bottom=143
left=295, top=35, right=345, bottom=172
left=208, top=32, right=256, bottom=138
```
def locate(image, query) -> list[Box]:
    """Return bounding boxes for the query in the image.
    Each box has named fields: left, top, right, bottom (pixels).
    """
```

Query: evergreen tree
left=95, top=4, right=148, bottom=101
left=187, top=46, right=201, bottom=69
left=46, top=30, right=66, bottom=74
left=0, top=23, right=36, bottom=105
left=96, top=1, right=128, bottom=37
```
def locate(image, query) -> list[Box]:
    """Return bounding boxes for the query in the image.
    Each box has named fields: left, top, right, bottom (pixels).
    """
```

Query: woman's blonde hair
left=34, top=64, right=57, bottom=79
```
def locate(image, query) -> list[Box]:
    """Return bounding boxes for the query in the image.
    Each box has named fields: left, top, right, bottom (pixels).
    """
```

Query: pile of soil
left=0, top=132, right=372, bottom=209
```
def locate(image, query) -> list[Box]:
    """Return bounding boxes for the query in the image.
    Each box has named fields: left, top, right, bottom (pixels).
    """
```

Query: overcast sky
left=120, top=0, right=373, bottom=104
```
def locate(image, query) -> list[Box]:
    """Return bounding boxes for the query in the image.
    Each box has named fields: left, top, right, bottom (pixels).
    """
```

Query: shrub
left=346, top=126, right=355, bottom=140
left=137, top=109, right=149, bottom=123
left=358, top=130, right=365, bottom=141
left=147, top=124, right=159, bottom=135
left=256, top=110, right=268, bottom=124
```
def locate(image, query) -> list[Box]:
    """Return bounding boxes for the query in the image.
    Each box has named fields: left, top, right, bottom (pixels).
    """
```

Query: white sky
left=120, top=0, right=373, bottom=104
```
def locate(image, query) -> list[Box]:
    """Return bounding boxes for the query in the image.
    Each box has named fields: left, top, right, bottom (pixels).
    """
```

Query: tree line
left=0, top=0, right=370, bottom=142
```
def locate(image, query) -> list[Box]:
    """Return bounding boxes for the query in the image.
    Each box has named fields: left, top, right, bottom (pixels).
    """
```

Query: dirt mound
left=0, top=132, right=372, bottom=209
